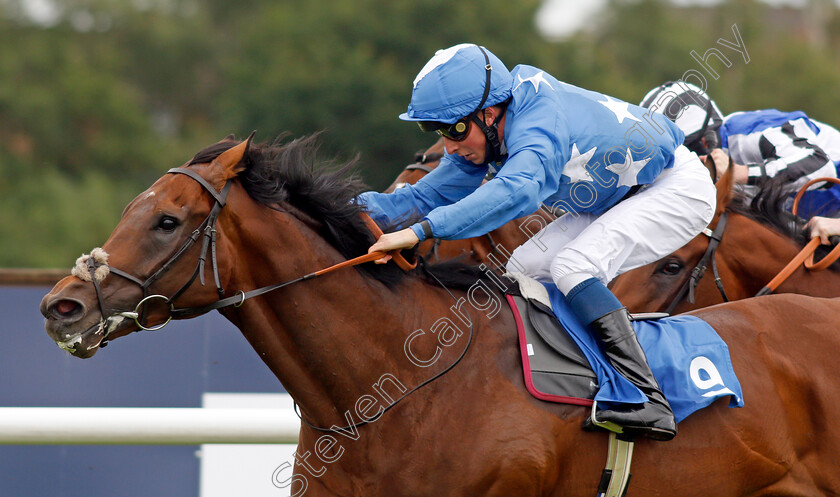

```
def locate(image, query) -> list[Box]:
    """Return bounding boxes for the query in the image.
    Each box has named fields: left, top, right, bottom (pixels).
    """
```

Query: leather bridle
left=391, top=153, right=443, bottom=190
left=83, top=167, right=233, bottom=343
left=663, top=213, right=730, bottom=314
left=395, top=153, right=506, bottom=264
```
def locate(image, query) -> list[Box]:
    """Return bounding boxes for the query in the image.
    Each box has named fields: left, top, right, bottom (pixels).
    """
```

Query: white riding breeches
left=506, top=146, right=716, bottom=293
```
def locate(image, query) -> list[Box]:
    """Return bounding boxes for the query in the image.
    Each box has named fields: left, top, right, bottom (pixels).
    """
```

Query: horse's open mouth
left=55, top=318, right=115, bottom=358
left=56, top=321, right=105, bottom=357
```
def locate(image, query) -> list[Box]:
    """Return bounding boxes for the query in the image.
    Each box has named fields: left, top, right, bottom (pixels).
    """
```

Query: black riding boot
left=588, top=308, right=677, bottom=441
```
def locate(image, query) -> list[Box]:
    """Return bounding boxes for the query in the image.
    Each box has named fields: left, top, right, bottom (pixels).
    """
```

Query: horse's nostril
left=56, top=300, right=78, bottom=315
left=51, top=299, right=83, bottom=320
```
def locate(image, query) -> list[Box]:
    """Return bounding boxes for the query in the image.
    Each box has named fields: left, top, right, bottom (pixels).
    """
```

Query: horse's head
left=611, top=156, right=737, bottom=313
left=40, top=136, right=252, bottom=358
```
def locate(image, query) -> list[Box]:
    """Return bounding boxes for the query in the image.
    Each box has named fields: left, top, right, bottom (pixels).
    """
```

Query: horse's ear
left=208, top=131, right=255, bottom=186
left=703, top=155, right=718, bottom=183
left=714, top=155, right=735, bottom=215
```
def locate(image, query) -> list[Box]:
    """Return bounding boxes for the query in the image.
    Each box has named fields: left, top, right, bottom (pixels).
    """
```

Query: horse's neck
left=723, top=214, right=840, bottom=297
left=217, top=197, right=455, bottom=426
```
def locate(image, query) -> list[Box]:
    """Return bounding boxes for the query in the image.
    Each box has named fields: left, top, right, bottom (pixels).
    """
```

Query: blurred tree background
left=1, top=0, right=839, bottom=267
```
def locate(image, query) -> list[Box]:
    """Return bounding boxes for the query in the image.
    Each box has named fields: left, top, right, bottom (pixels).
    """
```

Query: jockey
left=358, top=44, right=716, bottom=441
left=640, top=81, right=840, bottom=227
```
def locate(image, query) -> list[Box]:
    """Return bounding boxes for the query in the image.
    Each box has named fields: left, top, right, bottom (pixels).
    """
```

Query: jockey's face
left=443, top=107, right=501, bottom=165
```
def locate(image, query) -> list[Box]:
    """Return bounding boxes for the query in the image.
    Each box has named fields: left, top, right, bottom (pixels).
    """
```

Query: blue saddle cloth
left=543, top=283, right=744, bottom=423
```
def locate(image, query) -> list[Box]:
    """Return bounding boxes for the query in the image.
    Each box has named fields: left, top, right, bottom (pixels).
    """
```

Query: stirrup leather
left=596, top=431, right=635, bottom=497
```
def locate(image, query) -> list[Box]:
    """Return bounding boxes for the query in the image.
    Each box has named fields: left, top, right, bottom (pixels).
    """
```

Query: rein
left=755, top=176, right=840, bottom=295
left=82, top=167, right=233, bottom=338
left=398, top=152, right=502, bottom=264
left=167, top=215, right=416, bottom=319
left=663, top=176, right=840, bottom=309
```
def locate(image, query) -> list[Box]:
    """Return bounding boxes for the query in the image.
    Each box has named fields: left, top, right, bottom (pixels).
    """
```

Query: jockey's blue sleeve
left=356, top=157, right=486, bottom=237
left=417, top=148, right=559, bottom=240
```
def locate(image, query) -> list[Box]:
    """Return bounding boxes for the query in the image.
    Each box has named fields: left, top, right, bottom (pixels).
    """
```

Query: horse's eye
left=156, top=216, right=179, bottom=232
left=659, top=260, right=684, bottom=276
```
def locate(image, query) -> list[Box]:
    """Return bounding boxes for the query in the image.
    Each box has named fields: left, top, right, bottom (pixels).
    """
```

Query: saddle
left=504, top=273, right=671, bottom=497
left=504, top=272, right=742, bottom=419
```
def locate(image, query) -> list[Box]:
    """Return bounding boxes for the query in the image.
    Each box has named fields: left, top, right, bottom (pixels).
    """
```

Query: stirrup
left=589, top=400, right=676, bottom=441
left=589, top=400, right=624, bottom=435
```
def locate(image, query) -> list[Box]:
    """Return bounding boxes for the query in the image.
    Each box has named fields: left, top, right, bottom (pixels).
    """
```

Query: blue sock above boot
left=563, top=277, right=623, bottom=326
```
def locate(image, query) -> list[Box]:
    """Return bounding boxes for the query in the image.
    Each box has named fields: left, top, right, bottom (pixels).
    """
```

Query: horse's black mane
left=188, top=134, right=495, bottom=291
left=728, top=176, right=808, bottom=244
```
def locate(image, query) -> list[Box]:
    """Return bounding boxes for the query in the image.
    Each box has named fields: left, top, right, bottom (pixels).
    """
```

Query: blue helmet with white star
left=399, top=44, right=513, bottom=124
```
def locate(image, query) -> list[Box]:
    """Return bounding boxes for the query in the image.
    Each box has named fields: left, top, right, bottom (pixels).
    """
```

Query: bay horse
left=41, top=135, right=840, bottom=496
left=383, top=137, right=555, bottom=265
left=611, top=160, right=840, bottom=314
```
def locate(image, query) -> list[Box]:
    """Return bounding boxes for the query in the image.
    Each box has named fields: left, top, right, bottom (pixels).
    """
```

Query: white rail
left=0, top=407, right=301, bottom=444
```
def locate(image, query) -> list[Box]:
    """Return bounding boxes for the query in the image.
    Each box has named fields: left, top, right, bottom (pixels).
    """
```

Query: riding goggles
left=417, top=116, right=473, bottom=141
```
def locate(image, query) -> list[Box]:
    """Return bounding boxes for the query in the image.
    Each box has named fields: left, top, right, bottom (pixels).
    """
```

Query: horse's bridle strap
left=405, top=163, right=437, bottom=174
left=664, top=212, right=728, bottom=314
left=99, top=167, right=416, bottom=330
left=167, top=168, right=227, bottom=206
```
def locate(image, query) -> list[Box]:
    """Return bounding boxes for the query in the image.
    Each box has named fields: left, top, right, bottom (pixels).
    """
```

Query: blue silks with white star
left=359, top=65, right=685, bottom=241
left=541, top=282, right=744, bottom=422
